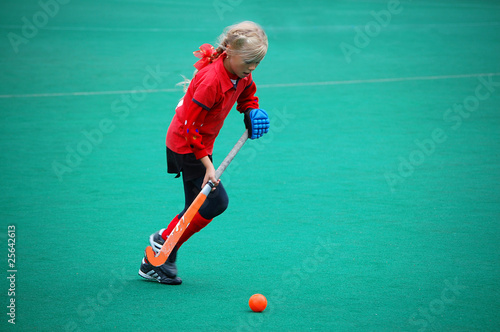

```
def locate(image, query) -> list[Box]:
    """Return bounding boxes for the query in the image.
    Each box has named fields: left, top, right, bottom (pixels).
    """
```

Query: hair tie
left=193, top=43, right=217, bottom=70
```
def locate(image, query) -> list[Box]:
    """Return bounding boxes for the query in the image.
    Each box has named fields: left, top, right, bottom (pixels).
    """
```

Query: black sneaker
left=138, top=256, right=182, bottom=285
left=149, top=229, right=179, bottom=278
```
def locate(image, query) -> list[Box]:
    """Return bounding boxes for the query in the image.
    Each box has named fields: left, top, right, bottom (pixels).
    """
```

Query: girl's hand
left=200, top=156, right=219, bottom=190
left=244, top=108, right=270, bottom=139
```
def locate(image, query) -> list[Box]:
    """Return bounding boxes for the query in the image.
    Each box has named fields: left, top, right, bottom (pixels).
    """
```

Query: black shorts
left=166, top=147, right=212, bottom=181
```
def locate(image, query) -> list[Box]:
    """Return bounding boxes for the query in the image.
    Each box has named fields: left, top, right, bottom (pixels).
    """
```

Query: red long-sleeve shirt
left=166, top=53, right=259, bottom=159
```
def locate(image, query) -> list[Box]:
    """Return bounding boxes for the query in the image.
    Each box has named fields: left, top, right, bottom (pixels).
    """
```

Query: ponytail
left=177, top=21, right=267, bottom=92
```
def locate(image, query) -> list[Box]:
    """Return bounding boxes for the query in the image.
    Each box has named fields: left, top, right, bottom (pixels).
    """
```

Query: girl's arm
left=236, top=80, right=260, bottom=113
left=183, top=104, right=209, bottom=159
left=185, top=82, right=218, bottom=159
left=200, top=155, right=220, bottom=189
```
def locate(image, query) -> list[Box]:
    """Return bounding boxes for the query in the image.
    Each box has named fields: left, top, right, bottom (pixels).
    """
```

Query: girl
left=139, top=21, right=270, bottom=285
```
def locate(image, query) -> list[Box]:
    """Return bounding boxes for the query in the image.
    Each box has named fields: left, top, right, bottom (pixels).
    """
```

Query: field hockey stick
left=145, top=130, right=249, bottom=266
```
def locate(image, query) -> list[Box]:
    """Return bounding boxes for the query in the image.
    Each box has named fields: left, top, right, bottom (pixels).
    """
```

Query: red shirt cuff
left=194, top=148, right=208, bottom=160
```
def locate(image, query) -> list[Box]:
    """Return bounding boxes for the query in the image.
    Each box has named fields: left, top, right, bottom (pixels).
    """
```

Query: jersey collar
left=216, top=53, right=240, bottom=92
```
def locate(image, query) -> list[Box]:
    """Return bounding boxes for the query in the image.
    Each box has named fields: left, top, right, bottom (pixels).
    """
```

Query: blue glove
left=244, top=108, right=270, bottom=139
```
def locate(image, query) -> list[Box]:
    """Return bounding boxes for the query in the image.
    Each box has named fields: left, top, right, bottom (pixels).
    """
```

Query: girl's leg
left=161, top=174, right=229, bottom=245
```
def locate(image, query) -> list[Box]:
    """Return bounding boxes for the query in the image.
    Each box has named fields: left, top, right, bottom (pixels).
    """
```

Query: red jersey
left=166, top=53, right=259, bottom=159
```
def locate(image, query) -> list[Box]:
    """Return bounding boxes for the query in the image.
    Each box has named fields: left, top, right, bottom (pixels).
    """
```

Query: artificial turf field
left=1, top=0, right=500, bottom=331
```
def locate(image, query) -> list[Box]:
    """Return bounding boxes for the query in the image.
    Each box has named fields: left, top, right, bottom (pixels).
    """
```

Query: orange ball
left=249, top=294, right=267, bottom=312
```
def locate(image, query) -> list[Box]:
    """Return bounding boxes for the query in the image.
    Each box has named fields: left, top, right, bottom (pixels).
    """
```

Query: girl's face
left=224, top=53, right=261, bottom=79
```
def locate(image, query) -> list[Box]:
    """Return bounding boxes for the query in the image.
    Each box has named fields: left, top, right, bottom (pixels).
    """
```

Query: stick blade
left=145, top=245, right=170, bottom=267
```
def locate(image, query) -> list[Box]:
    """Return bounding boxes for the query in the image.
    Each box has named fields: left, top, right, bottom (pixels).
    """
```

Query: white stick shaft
left=214, top=130, right=248, bottom=180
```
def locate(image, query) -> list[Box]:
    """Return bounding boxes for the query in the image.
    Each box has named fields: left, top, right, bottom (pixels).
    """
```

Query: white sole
left=138, top=269, right=160, bottom=282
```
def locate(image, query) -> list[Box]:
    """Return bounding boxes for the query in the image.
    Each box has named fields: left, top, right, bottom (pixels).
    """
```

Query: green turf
left=1, top=0, right=500, bottom=331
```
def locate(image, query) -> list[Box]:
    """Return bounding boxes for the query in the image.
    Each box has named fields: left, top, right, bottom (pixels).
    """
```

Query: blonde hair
left=215, top=21, right=268, bottom=63
left=177, top=21, right=268, bottom=92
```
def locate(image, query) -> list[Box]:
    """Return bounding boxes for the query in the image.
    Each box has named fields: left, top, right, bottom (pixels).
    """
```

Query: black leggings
left=179, top=173, right=229, bottom=220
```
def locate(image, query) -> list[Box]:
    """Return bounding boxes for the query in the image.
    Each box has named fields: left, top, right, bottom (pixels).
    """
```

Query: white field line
left=1, top=73, right=500, bottom=99
left=258, top=73, right=500, bottom=89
